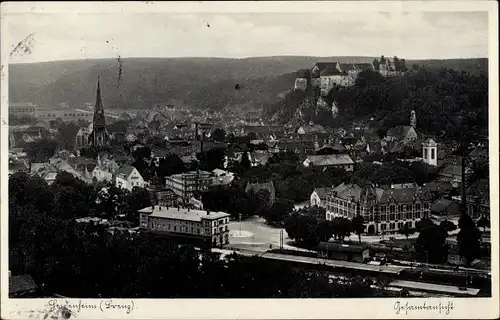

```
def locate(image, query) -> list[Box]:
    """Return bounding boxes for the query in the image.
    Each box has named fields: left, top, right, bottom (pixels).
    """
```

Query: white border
left=1, top=1, right=498, bottom=319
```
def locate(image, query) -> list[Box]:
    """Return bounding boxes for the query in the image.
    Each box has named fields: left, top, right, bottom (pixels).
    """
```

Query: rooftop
left=139, top=206, right=230, bottom=222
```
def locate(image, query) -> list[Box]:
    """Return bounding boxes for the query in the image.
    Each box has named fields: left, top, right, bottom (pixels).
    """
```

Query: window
left=431, top=148, right=435, bottom=160
left=381, top=214, right=386, bottom=221
left=389, top=214, right=395, bottom=221
left=424, top=148, right=428, bottom=158
left=390, top=205, right=395, bottom=213
left=173, top=226, right=176, bottom=231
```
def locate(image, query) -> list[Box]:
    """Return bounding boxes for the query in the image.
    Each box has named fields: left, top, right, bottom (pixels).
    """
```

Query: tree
left=264, top=199, right=294, bottom=225
left=457, top=213, right=482, bottom=265
left=398, top=222, right=416, bottom=240
left=351, top=215, right=365, bottom=243
left=197, top=148, right=225, bottom=171
left=24, top=138, right=59, bottom=163
left=317, top=219, right=334, bottom=242
left=439, top=220, right=457, bottom=234
left=212, top=128, right=226, bottom=142
left=415, top=224, right=448, bottom=264
left=240, top=151, right=251, bottom=171
left=331, top=217, right=351, bottom=241
left=476, top=216, right=490, bottom=232
left=415, top=217, right=435, bottom=232
left=156, top=154, right=186, bottom=178
left=123, top=187, right=152, bottom=223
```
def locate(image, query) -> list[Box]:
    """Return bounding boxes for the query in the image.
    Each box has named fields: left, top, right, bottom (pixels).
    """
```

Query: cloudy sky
left=4, top=5, right=489, bottom=63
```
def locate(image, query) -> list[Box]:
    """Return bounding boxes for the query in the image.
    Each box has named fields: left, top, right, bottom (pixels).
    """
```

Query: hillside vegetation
left=9, top=57, right=487, bottom=115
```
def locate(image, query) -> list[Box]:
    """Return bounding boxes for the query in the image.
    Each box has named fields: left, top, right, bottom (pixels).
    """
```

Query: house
left=302, top=154, right=354, bottom=171
left=9, top=272, right=39, bottom=298
left=466, top=179, right=490, bottom=219
left=421, top=181, right=455, bottom=200
left=325, top=182, right=432, bottom=234
left=297, top=123, right=326, bottom=135
left=438, top=164, right=471, bottom=187
left=430, top=199, right=461, bottom=216
left=92, top=154, right=120, bottom=183
left=317, top=242, right=371, bottom=263
left=151, top=147, right=169, bottom=164
left=310, top=187, right=329, bottom=208
left=115, top=165, right=146, bottom=191
left=386, top=126, right=418, bottom=143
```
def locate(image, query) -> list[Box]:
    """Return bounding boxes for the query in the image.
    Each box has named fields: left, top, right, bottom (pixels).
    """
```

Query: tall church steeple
left=90, top=77, right=110, bottom=148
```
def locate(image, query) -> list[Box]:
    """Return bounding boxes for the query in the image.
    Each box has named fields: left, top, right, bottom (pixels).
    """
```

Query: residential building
left=466, top=178, right=490, bottom=219
left=115, top=165, right=146, bottom=191
left=92, top=154, right=119, bottom=183
left=138, top=205, right=231, bottom=247
left=297, top=122, right=326, bottom=135
left=302, top=154, right=354, bottom=171
left=165, top=171, right=214, bottom=199
left=310, top=187, right=329, bottom=208
left=325, top=183, right=432, bottom=234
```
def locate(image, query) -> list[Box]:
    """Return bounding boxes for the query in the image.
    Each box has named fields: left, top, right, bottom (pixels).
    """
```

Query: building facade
left=164, top=171, right=214, bottom=199
left=325, top=183, right=431, bottom=235
left=138, top=205, right=230, bottom=247
left=115, top=165, right=146, bottom=191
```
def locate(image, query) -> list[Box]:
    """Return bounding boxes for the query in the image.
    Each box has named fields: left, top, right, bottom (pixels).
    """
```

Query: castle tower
left=410, top=110, right=417, bottom=128
left=422, top=138, right=438, bottom=166
left=89, top=77, right=110, bottom=148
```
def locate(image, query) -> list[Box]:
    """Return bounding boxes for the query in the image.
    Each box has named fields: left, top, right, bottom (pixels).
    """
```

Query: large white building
left=138, top=205, right=231, bottom=247
left=325, top=183, right=432, bottom=235
left=165, top=171, right=214, bottom=200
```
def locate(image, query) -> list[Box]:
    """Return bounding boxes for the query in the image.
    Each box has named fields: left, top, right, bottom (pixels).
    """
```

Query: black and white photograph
left=1, top=1, right=498, bottom=319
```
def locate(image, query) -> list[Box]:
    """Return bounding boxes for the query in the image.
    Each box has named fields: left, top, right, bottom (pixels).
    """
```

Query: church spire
left=90, top=76, right=109, bottom=148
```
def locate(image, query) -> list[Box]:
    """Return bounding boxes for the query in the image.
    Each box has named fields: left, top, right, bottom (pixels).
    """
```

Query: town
left=8, top=54, right=491, bottom=300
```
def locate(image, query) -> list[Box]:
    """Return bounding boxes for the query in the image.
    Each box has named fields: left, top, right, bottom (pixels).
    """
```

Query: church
left=75, top=78, right=110, bottom=150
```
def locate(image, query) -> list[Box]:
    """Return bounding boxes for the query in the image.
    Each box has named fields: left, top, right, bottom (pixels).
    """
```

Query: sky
left=4, top=8, right=489, bottom=63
